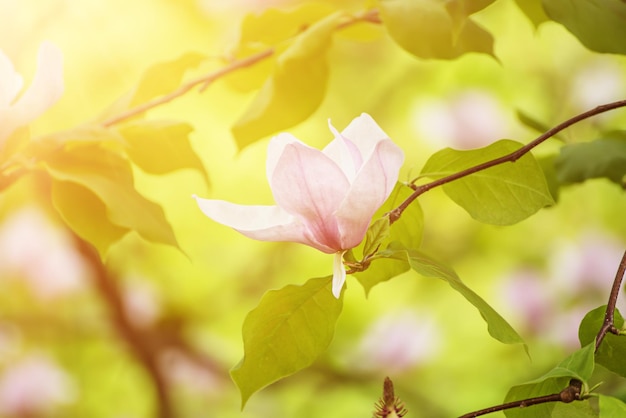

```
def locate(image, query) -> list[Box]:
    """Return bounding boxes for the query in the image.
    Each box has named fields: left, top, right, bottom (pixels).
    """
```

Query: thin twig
left=73, top=235, right=174, bottom=418
left=389, top=99, right=626, bottom=224
left=459, top=379, right=582, bottom=418
left=101, top=9, right=381, bottom=128
left=595, top=250, right=626, bottom=351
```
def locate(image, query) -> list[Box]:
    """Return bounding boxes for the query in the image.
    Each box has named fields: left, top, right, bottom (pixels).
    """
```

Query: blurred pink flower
left=194, top=114, right=404, bottom=297
left=0, top=41, right=63, bottom=144
left=0, top=355, right=76, bottom=415
left=0, top=207, right=89, bottom=299
left=354, top=309, right=441, bottom=373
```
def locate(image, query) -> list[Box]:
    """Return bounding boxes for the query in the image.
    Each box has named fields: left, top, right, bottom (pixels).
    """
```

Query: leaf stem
left=101, top=9, right=381, bottom=128
left=389, top=99, right=626, bottom=224
left=458, top=379, right=583, bottom=418
left=595, top=250, right=626, bottom=351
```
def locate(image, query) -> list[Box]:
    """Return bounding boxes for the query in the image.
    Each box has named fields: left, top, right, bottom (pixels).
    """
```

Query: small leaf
left=579, top=305, right=626, bottom=378
left=420, top=139, right=554, bottom=225
left=231, top=276, right=343, bottom=408
left=599, top=395, right=626, bottom=417
left=42, top=144, right=179, bottom=250
left=117, top=120, right=208, bottom=184
left=543, top=0, right=626, bottom=55
left=555, top=134, right=626, bottom=187
left=355, top=246, right=411, bottom=294
left=504, top=344, right=596, bottom=418
left=377, top=0, right=494, bottom=60
left=130, top=52, right=206, bottom=106
left=363, top=217, right=390, bottom=257
left=513, top=0, right=549, bottom=27
left=51, top=181, right=128, bottom=256
left=231, top=12, right=342, bottom=148
left=406, top=248, right=526, bottom=348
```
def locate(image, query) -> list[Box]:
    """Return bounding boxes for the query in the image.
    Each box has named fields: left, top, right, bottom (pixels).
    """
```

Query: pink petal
left=323, top=120, right=363, bottom=181
left=332, top=250, right=347, bottom=298
left=12, top=41, right=64, bottom=125
left=335, top=139, right=404, bottom=248
left=340, top=113, right=391, bottom=160
left=193, top=196, right=325, bottom=248
left=266, top=133, right=301, bottom=185
left=270, top=141, right=350, bottom=251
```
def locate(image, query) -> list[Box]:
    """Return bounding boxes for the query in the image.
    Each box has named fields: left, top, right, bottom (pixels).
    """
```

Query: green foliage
left=514, top=0, right=549, bottom=26
left=355, top=183, right=423, bottom=293
left=231, top=12, right=342, bottom=149
left=420, top=140, right=555, bottom=225
left=579, top=306, right=626, bottom=378
left=543, top=0, right=626, bottom=55
left=504, top=343, right=596, bottom=417
left=376, top=0, right=494, bottom=59
left=555, top=134, right=626, bottom=187
left=599, top=395, right=626, bottom=417
left=117, top=120, right=209, bottom=184
left=406, top=248, right=526, bottom=348
left=231, top=276, right=343, bottom=407
left=362, top=216, right=390, bottom=257
left=42, top=142, right=179, bottom=255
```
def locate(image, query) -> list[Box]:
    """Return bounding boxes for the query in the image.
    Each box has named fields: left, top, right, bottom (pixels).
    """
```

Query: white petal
left=332, top=250, right=347, bottom=298
left=340, top=113, right=391, bottom=160
left=193, top=195, right=323, bottom=247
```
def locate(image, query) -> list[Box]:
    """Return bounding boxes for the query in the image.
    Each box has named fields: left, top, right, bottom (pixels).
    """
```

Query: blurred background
left=1, top=0, right=626, bottom=417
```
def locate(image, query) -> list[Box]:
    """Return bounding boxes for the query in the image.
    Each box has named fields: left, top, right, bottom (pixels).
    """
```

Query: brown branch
left=595, top=250, right=626, bottom=351
left=389, top=99, right=626, bottom=224
left=73, top=235, right=174, bottom=418
left=101, top=9, right=381, bottom=128
left=459, top=379, right=583, bottom=418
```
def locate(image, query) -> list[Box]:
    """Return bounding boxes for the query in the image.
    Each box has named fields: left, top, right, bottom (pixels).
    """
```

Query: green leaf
left=51, top=181, right=128, bottom=256
left=537, top=154, right=560, bottom=202
left=231, top=276, right=343, bottom=408
left=420, top=139, right=554, bottom=225
left=542, top=0, right=626, bottom=55
left=406, top=248, right=526, bottom=348
left=231, top=12, right=342, bottom=149
left=504, top=343, right=596, bottom=418
left=117, top=120, right=209, bottom=184
left=363, top=216, right=390, bottom=257
left=599, top=395, right=626, bottom=417
left=377, top=0, right=494, bottom=60
left=385, top=183, right=424, bottom=250
left=514, top=0, right=549, bottom=27
left=226, top=3, right=336, bottom=93
left=555, top=134, right=626, bottom=187
left=130, top=52, right=206, bottom=106
left=42, top=144, right=179, bottom=250
left=355, top=246, right=411, bottom=294
left=579, top=305, right=626, bottom=378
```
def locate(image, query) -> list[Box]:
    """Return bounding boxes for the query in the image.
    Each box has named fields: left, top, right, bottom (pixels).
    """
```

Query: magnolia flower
left=194, top=114, right=404, bottom=297
left=0, top=41, right=64, bottom=145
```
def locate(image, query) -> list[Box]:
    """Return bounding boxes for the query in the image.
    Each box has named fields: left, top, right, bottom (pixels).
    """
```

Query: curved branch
left=389, top=99, right=626, bottom=224
left=596, top=250, right=626, bottom=351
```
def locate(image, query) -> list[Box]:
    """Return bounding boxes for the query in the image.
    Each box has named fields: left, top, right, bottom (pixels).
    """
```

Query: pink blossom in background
left=0, top=355, right=76, bottom=415
left=0, top=207, right=89, bottom=299
left=352, top=309, right=441, bottom=373
left=0, top=41, right=64, bottom=144
left=122, top=278, right=162, bottom=329
left=194, top=114, right=404, bottom=297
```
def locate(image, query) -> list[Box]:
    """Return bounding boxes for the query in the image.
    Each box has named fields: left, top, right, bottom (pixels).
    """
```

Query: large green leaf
left=579, top=305, right=626, bottom=378
left=543, top=0, right=626, bottom=55
left=231, top=12, right=342, bottom=149
left=599, top=395, right=626, bottom=417
left=42, top=144, right=179, bottom=250
left=420, top=139, right=554, bottom=225
left=225, top=3, right=336, bottom=92
left=117, top=120, right=209, bottom=184
left=231, top=276, right=343, bottom=407
left=514, top=0, right=549, bottom=26
left=504, top=343, right=596, bottom=418
left=355, top=246, right=411, bottom=294
left=406, top=248, right=525, bottom=348
left=377, top=0, right=494, bottom=59
left=555, top=134, right=626, bottom=187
